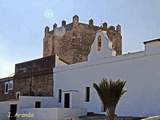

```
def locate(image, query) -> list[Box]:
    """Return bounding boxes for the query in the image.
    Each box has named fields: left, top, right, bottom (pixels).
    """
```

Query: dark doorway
left=64, top=93, right=70, bottom=108
left=35, top=101, right=41, bottom=108
left=10, top=104, right=17, bottom=120
left=58, top=89, right=62, bottom=103
left=85, top=87, right=90, bottom=102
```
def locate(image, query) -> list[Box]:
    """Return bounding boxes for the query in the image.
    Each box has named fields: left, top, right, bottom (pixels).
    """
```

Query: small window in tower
left=97, top=35, right=102, bottom=51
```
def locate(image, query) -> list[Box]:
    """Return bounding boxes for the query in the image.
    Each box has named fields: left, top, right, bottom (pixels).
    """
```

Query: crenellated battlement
left=44, top=15, right=121, bottom=34
left=43, top=15, right=122, bottom=64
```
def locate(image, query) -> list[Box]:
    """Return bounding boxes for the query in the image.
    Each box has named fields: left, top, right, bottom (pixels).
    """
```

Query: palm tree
left=93, top=78, right=126, bottom=120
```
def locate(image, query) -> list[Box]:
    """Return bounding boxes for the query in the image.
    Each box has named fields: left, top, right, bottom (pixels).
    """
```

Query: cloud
left=43, top=9, right=54, bottom=20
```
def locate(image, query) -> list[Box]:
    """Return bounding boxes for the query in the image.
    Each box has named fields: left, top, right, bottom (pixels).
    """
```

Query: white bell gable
left=88, top=31, right=114, bottom=61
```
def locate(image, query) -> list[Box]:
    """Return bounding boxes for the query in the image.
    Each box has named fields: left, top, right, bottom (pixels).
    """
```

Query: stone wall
left=14, top=55, right=55, bottom=96
left=0, top=77, right=15, bottom=101
left=0, top=56, right=55, bottom=101
left=43, top=15, right=122, bottom=64
left=14, top=70, right=53, bottom=96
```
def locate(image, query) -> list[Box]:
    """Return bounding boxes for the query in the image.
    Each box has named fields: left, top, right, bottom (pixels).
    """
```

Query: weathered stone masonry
left=43, top=15, right=122, bottom=64
left=0, top=56, right=55, bottom=101
left=0, top=77, right=14, bottom=101
left=14, top=55, right=55, bottom=96
left=0, top=15, right=122, bottom=101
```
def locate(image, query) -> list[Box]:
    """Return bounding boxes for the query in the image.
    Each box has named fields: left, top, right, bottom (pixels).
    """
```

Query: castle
left=0, top=15, right=122, bottom=102
left=43, top=15, right=122, bottom=64
left=0, top=15, right=160, bottom=120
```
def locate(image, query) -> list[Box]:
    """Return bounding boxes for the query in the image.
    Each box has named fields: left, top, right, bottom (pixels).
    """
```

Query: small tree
left=93, top=78, right=126, bottom=120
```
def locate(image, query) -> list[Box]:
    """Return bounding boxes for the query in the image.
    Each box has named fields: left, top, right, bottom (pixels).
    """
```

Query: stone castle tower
left=43, top=15, right=122, bottom=64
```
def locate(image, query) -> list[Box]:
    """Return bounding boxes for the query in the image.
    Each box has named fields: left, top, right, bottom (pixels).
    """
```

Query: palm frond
left=93, top=78, right=126, bottom=114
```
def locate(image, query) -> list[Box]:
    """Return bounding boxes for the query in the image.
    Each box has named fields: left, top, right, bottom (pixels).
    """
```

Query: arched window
left=97, top=35, right=102, bottom=51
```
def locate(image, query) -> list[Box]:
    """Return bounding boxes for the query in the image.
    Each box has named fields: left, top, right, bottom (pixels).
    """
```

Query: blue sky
left=0, top=0, right=160, bottom=77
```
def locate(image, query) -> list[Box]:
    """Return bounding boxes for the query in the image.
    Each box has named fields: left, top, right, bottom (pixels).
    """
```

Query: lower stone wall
left=14, top=71, right=53, bottom=96
left=0, top=77, right=15, bottom=101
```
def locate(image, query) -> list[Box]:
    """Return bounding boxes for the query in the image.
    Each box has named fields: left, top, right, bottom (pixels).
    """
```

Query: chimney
left=144, top=39, right=160, bottom=55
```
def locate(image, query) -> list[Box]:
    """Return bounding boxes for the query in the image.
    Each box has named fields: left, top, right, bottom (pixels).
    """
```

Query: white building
left=54, top=31, right=160, bottom=117
left=1, top=30, right=160, bottom=120
left=0, top=96, right=86, bottom=120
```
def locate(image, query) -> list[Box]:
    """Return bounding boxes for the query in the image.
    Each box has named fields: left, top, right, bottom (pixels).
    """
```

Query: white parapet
left=19, top=108, right=87, bottom=120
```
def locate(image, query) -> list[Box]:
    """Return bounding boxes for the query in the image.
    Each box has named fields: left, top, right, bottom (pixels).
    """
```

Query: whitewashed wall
left=0, top=101, right=17, bottom=120
left=54, top=49, right=160, bottom=117
left=17, top=96, right=61, bottom=112
left=19, top=108, right=86, bottom=120
left=71, top=91, right=83, bottom=108
left=88, top=31, right=113, bottom=62
left=61, top=91, right=83, bottom=109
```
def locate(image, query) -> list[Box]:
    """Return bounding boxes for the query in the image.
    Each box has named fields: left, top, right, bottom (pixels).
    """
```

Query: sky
left=0, top=0, right=160, bottom=78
